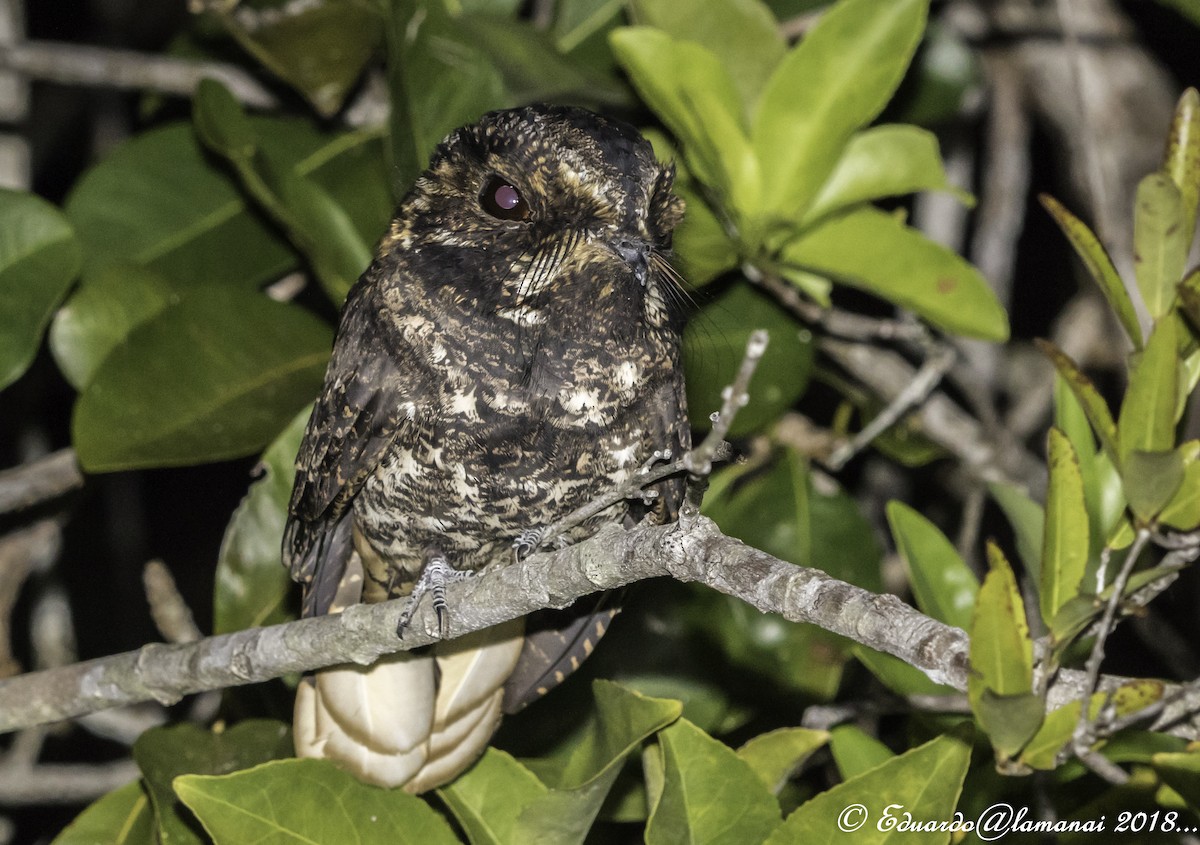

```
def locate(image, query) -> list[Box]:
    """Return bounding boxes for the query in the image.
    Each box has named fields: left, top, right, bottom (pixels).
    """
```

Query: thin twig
left=0, top=450, right=82, bottom=515
left=0, top=41, right=278, bottom=109
left=825, top=344, right=957, bottom=470
left=1072, top=528, right=1151, bottom=780
left=142, top=561, right=201, bottom=645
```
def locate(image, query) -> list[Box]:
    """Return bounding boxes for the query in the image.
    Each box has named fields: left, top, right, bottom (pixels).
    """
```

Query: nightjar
left=283, top=104, right=690, bottom=793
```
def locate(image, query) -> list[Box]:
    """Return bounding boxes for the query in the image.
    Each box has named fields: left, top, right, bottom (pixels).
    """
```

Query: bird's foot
left=512, top=527, right=550, bottom=561
left=396, top=553, right=475, bottom=639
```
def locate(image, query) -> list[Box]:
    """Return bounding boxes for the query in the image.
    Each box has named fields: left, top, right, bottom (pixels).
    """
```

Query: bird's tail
left=292, top=551, right=525, bottom=792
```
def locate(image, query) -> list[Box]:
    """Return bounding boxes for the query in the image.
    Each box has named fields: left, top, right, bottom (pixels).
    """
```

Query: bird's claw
left=396, top=553, right=475, bottom=639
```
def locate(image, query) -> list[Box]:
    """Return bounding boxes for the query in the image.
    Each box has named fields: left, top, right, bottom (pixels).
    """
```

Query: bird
left=282, top=104, right=691, bottom=793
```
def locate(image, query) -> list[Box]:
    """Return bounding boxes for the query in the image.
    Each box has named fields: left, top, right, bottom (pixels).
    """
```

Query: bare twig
left=0, top=41, right=278, bottom=109
left=825, top=344, right=957, bottom=470
left=0, top=759, right=140, bottom=806
left=0, top=450, right=82, bottom=515
left=1072, top=528, right=1151, bottom=782
left=142, top=561, right=201, bottom=645
left=0, top=520, right=62, bottom=678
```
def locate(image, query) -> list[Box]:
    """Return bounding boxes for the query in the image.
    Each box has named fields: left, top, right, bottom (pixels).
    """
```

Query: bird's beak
left=609, top=238, right=651, bottom=287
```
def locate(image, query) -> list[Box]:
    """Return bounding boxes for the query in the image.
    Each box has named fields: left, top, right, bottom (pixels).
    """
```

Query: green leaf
left=1179, top=268, right=1200, bottom=332
left=683, top=281, right=813, bottom=436
left=1037, top=339, right=1120, bottom=458
left=217, top=0, right=382, bottom=117
left=753, top=0, right=929, bottom=221
left=72, top=288, right=331, bottom=471
left=384, top=0, right=509, bottom=194
left=803, top=124, right=969, bottom=226
left=646, top=719, right=781, bottom=845
left=1040, top=193, right=1143, bottom=348
left=1154, top=749, right=1200, bottom=810
left=628, top=0, right=786, bottom=106
left=737, top=728, right=829, bottom=794
left=441, top=680, right=681, bottom=845
left=175, top=758, right=459, bottom=845
left=610, top=27, right=759, bottom=217
left=780, top=206, right=1009, bottom=340
left=1124, top=449, right=1185, bottom=525
left=1159, top=452, right=1200, bottom=530
left=1118, top=316, right=1180, bottom=462
left=975, top=689, right=1045, bottom=759
left=886, top=500, right=978, bottom=629
left=1041, top=427, right=1089, bottom=624
left=829, top=725, right=893, bottom=781
left=1020, top=680, right=1164, bottom=770
left=134, top=721, right=293, bottom=845
left=49, top=266, right=177, bottom=389
left=214, top=408, right=308, bottom=634
left=51, top=780, right=155, bottom=845
left=65, top=124, right=292, bottom=287
left=555, top=0, right=624, bottom=53
left=969, top=544, right=1033, bottom=708
left=1134, top=172, right=1189, bottom=318
left=194, top=79, right=372, bottom=303
left=674, top=182, right=739, bottom=286
left=987, top=481, right=1045, bottom=585
left=0, top=189, right=81, bottom=390
left=1164, top=87, right=1200, bottom=242
left=65, top=119, right=388, bottom=289
left=767, top=726, right=971, bottom=844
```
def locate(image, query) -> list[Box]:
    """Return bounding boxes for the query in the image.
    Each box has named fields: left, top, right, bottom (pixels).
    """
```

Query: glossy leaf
left=766, top=727, right=971, bottom=844
left=1019, top=681, right=1165, bottom=770
left=753, top=0, right=928, bottom=221
left=684, top=281, right=813, bottom=436
left=65, top=119, right=388, bottom=289
left=780, top=206, right=1009, bottom=341
left=49, top=266, right=177, bottom=389
left=555, top=0, right=624, bottom=53
left=737, top=728, right=829, bottom=794
left=134, top=721, right=293, bottom=845
left=628, top=0, right=785, bottom=106
left=1041, top=428, right=1089, bottom=624
left=1118, top=316, right=1179, bottom=462
left=218, top=0, right=381, bottom=117
left=1159, top=454, right=1200, bottom=530
left=1041, top=193, right=1143, bottom=348
left=673, top=181, right=738, bottom=286
left=51, top=780, right=154, bottom=845
left=65, top=124, right=292, bottom=287
left=443, top=680, right=680, bottom=844
left=988, top=481, right=1045, bottom=584
left=1179, top=268, right=1200, bottom=332
left=1037, top=339, right=1119, bottom=458
left=0, top=189, right=81, bottom=391
left=829, top=725, right=893, bottom=781
left=975, top=688, right=1045, bottom=759
left=803, top=124, right=969, bottom=227
left=1164, top=87, right=1200, bottom=241
left=214, top=409, right=308, bottom=634
left=1134, top=172, right=1188, bottom=318
left=73, top=288, right=331, bottom=471
left=1154, top=749, right=1200, bottom=810
left=384, top=0, right=509, bottom=194
left=611, top=27, right=759, bottom=217
left=969, top=544, right=1033, bottom=707
left=1124, top=449, right=1185, bottom=525
left=194, top=79, right=372, bottom=303
left=885, top=500, right=978, bottom=629
left=175, top=758, right=458, bottom=845
left=645, top=719, right=781, bottom=845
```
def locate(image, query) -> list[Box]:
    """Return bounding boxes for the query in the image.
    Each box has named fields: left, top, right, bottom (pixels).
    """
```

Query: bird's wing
left=283, top=268, right=433, bottom=617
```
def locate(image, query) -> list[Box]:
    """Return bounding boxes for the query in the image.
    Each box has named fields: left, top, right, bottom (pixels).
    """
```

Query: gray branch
left=2, top=513, right=1192, bottom=741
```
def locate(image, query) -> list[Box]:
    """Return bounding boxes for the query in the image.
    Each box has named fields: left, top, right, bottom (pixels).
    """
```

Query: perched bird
left=282, top=104, right=691, bottom=793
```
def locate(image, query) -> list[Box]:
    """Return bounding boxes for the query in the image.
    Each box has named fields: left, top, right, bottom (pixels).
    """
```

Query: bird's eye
left=479, top=176, right=530, bottom=221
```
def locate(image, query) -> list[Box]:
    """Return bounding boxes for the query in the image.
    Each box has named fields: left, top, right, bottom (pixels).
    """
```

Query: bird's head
left=387, top=104, right=688, bottom=334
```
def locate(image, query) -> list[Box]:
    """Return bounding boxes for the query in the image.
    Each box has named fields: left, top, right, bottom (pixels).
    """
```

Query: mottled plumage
left=283, top=104, right=689, bottom=792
